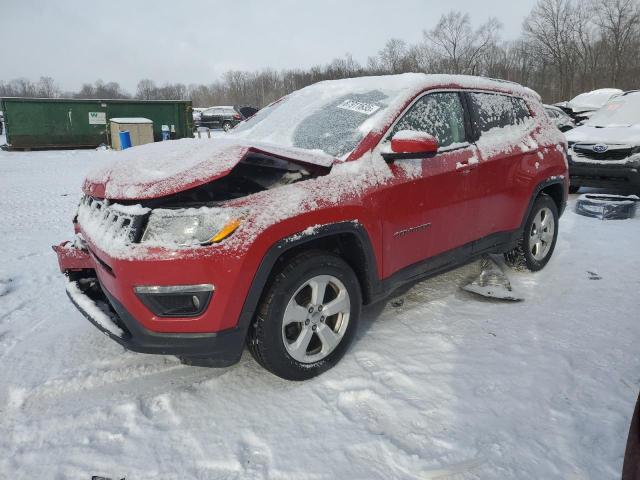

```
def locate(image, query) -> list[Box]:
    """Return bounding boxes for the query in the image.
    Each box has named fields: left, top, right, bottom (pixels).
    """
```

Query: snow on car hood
left=565, top=124, right=640, bottom=145
left=566, top=88, right=623, bottom=113
left=83, top=138, right=337, bottom=200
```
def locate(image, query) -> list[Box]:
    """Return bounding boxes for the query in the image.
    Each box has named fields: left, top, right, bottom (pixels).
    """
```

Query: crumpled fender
left=52, top=241, right=92, bottom=272
left=83, top=138, right=337, bottom=201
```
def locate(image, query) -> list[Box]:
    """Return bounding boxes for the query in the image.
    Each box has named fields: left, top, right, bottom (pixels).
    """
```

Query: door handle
left=456, top=160, right=476, bottom=172
left=455, top=159, right=478, bottom=172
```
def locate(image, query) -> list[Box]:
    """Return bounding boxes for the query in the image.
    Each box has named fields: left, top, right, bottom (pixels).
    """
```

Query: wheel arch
left=521, top=178, right=566, bottom=230
left=234, top=222, right=380, bottom=341
left=539, top=182, right=565, bottom=216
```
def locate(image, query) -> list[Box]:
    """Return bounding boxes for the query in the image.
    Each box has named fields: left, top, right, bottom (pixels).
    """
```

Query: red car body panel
left=55, top=76, right=569, bottom=357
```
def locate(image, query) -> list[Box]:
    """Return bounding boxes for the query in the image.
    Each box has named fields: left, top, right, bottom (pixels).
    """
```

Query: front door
left=378, top=91, right=480, bottom=278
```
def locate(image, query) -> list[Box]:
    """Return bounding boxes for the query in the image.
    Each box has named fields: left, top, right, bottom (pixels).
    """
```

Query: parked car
left=54, top=74, right=568, bottom=380
left=566, top=90, right=640, bottom=193
left=0, top=110, right=3, bottom=135
left=195, top=105, right=256, bottom=131
left=544, top=104, right=575, bottom=132
left=559, top=88, right=623, bottom=123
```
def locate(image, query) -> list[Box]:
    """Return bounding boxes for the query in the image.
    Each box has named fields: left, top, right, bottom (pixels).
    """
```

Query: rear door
left=379, top=91, right=481, bottom=277
left=465, top=92, right=537, bottom=239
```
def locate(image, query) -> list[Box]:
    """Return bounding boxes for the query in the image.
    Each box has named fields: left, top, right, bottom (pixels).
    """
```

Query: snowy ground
left=0, top=143, right=638, bottom=479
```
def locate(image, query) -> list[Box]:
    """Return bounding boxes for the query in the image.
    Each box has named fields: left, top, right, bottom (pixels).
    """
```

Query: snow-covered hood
left=566, top=88, right=623, bottom=113
left=84, top=138, right=337, bottom=200
left=565, top=124, right=640, bottom=145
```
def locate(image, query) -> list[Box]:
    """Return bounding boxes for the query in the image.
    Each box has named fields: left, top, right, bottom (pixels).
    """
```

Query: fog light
left=134, top=284, right=213, bottom=317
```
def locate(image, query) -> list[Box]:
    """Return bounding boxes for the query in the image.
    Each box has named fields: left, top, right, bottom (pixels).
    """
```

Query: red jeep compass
left=54, top=74, right=568, bottom=380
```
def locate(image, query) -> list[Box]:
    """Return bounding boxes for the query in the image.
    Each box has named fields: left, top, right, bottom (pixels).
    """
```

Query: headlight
left=141, top=207, right=244, bottom=247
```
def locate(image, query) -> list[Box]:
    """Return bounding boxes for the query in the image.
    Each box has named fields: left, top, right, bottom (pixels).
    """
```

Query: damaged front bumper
left=53, top=240, right=246, bottom=366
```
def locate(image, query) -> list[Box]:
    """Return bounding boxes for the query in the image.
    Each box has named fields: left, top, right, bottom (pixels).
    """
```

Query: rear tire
left=569, top=185, right=580, bottom=194
left=222, top=121, right=232, bottom=132
left=504, top=193, right=559, bottom=272
left=247, top=251, right=361, bottom=381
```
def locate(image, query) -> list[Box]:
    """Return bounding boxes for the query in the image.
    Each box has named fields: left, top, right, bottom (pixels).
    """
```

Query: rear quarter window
left=469, top=92, right=531, bottom=134
left=512, top=97, right=532, bottom=122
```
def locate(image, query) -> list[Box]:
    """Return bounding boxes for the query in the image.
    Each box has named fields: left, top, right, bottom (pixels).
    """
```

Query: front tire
left=504, top=193, right=559, bottom=272
left=247, top=251, right=361, bottom=380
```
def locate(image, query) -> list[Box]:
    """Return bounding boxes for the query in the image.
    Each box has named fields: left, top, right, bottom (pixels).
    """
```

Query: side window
left=468, top=93, right=515, bottom=133
left=388, top=92, right=466, bottom=148
left=512, top=97, right=532, bottom=122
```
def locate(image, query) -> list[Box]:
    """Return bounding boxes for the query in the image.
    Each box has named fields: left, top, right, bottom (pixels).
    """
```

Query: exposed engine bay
left=134, top=153, right=330, bottom=208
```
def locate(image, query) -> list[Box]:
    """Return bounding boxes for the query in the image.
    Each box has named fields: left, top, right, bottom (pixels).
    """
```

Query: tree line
left=2, top=0, right=639, bottom=107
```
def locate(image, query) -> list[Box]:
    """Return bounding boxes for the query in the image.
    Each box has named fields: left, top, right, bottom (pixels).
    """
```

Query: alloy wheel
left=281, top=275, right=351, bottom=363
left=529, top=207, right=555, bottom=261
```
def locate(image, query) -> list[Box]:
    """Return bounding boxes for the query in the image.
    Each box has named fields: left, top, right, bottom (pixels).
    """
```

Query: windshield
left=584, top=93, right=640, bottom=127
left=231, top=76, right=423, bottom=157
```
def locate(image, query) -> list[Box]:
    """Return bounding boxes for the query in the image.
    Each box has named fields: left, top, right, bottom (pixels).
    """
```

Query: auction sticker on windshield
left=336, top=99, right=381, bottom=115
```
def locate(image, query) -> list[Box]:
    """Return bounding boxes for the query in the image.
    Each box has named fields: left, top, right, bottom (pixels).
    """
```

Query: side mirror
left=382, top=130, right=439, bottom=162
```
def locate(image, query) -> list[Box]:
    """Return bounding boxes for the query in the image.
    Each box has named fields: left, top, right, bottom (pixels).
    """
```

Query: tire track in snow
left=346, top=440, right=484, bottom=479
left=0, top=315, right=46, bottom=361
left=15, top=362, right=231, bottom=417
left=0, top=300, right=27, bottom=323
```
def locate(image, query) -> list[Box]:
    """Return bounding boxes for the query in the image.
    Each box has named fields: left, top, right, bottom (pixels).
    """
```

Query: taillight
left=233, top=113, right=242, bottom=120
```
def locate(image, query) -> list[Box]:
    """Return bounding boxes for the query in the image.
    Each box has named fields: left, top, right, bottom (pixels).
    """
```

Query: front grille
left=573, top=145, right=633, bottom=161
left=77, top=195, right=149, bottom=245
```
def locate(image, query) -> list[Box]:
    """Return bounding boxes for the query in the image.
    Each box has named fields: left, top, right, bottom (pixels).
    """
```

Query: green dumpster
left=0, top=98, right=193, bottom=149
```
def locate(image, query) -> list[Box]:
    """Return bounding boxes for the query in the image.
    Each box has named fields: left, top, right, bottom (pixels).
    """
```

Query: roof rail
left=482, top=76, right=521, bottom=87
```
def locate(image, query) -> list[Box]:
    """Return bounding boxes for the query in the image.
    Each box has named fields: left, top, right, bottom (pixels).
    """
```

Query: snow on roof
left=109, top=117, right=153, bottom=124
left=287, top=73, right=536, bottom=98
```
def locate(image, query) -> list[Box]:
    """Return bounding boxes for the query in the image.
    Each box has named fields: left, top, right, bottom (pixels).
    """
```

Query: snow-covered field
left=0, top=143, right=638, bottom=479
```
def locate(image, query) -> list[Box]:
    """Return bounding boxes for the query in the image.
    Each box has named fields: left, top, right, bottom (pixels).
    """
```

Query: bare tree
left=6, top=78, right=38, bottom=97
left=36, top=76, right=60, bottom=98
left=523, top=0, right=582, bottom=99
left=426, top=11, right=502, bottom=75
left=136, top=79, right=157, bottom=100
left=593, top=0, right=640, bottom=85
left=378, top=39, right=410, bottom=73
left=74, top=80, right=129, bottom=99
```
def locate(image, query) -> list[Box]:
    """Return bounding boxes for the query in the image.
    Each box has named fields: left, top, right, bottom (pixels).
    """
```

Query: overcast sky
left=4, top=0, right=537, bottom=92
